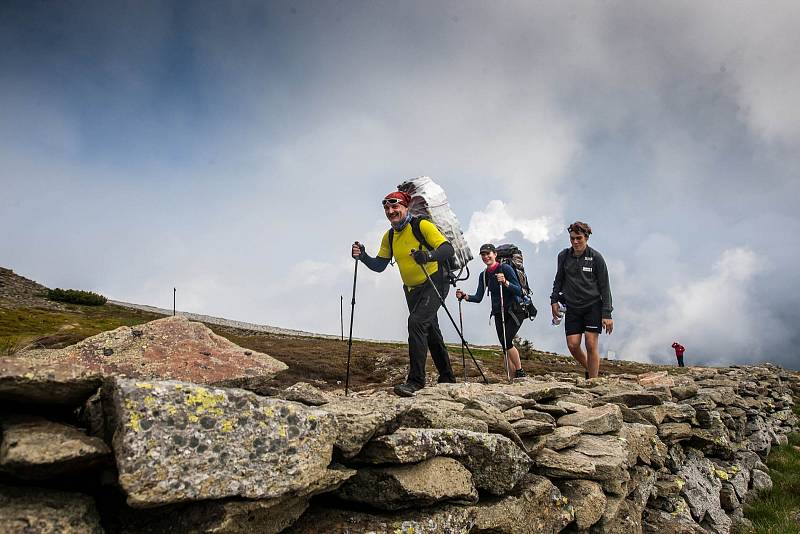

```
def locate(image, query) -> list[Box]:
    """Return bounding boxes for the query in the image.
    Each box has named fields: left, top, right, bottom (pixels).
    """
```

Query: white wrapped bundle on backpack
left=397, top=176, right=473, bottom=272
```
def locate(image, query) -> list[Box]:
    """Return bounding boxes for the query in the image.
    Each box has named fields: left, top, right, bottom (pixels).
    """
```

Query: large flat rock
left=17, top=316, right=287, bottom=391
left=0, top=415, right=111, bottom=479
left=557, top=403, right=623, bottom=434
left=334, top=456, right=478, bottom=510
left=319, top=395, right=407, bottom=458
left=108, top=378, right=336, bottom=507
left=357, top=428, right=532, bottom=495
left=0, top=484, right=103, bottom=534
left=0, top=357, right=102, bottom=406
left=114, top=466, right=354, bottom=534
left=471, top=474, right=575, bottom=533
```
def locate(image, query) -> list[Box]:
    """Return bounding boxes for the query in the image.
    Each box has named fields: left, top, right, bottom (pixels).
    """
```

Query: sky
left=2, top=1, right=799, bottom=369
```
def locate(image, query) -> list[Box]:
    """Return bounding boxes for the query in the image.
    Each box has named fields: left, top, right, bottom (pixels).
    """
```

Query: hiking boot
left=393, top=382, right=422, bottom=397
left=514, top=368, right=527, bottom=378
left=437, top=375, right=457, bottom=384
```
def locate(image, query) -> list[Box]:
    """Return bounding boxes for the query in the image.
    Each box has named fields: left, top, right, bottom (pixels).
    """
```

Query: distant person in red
left=672, top=342, right=685, bottom=367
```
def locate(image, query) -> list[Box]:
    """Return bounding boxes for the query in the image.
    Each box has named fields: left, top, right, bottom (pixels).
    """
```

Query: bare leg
left=566, top=334, right=587, bottom=370
left=584, top=332, right=600, bottom=378
left=507, top=346, right=522, bottom=371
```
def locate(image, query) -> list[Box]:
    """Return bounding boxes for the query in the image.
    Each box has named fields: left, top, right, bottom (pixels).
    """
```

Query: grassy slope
left=0, top=304, right=164, bottom=354
left=741, top=404, right=800, bottom=534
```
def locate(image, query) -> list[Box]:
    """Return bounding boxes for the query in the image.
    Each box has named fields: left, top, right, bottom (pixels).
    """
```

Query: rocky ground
left=1, top=267, right=799, bottom=533
left=0, top=316, right=798, bottom=533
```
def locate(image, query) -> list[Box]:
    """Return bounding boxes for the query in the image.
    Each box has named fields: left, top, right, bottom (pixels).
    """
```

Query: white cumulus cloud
left=464, top=200, right=558, bottom=251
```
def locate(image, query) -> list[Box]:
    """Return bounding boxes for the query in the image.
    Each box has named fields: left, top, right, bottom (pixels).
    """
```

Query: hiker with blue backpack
left=455, top=243, right=528, bottom=379
left=351, top=190, right=457, bottom=397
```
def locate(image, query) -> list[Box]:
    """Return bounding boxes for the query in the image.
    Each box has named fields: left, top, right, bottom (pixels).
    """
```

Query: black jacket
left=550, top=246, right=613, bottom=319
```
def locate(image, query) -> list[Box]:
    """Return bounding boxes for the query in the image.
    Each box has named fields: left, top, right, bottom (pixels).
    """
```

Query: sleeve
left=502, top=264, right=523, bottom=298
left=376, top=231, right=392, bottom=259
left=359, top=231, right=391, bottom=272
left=466, top=270, right=486, bottom=303
left=595, top=252, right=613, bottom=319
left=359, top=253, right=390, bottom=272
left=550, top=250, right=566, bottom=304
left=418, top=219, right=448, bottom=250
left=430, top=241, right=454, bottom=262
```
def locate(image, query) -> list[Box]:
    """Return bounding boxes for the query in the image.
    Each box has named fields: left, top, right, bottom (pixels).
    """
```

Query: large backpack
left=495, top=244, right=538, bottom=321
left=387, top=176, right=473, bottom=285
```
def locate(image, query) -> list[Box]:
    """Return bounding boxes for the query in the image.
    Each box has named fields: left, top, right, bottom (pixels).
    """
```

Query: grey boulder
left=108, top=378, right=336, bottom=507
left=557, top=403, right=623, bottom=434
left=471, top=474, right=575, bottom=533
left=334, top=456, right=477, bottom=510
left=357, top=428, right=531, bottom=495
left=0, top=415, right=111, bottom=479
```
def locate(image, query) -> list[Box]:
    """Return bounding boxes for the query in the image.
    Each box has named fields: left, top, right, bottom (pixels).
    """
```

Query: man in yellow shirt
left=351, top=191, right=457, bottom=396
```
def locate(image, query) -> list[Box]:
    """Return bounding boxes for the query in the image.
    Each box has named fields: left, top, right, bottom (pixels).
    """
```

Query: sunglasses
left=382, top=198, right=404, bottom=207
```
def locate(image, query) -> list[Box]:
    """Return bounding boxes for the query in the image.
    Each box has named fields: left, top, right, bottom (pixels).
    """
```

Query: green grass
left=0, top=304, right=164, bottom=355
left=742, top=430, right=800, bottom=534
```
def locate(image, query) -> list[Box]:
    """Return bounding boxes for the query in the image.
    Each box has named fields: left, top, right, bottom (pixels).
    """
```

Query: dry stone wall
left=0, top=318, right=797, bottom=533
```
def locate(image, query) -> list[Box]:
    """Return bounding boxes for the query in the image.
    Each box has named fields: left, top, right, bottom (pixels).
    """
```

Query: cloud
left=464, top=200, right=559, bottom=251
left=2, top=1, right=799, bottom=370
left=616, top=247, right=785, bottom=365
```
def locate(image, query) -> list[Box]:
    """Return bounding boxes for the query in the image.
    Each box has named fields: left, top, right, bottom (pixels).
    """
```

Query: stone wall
left=0, top=319, right=797, bottom=533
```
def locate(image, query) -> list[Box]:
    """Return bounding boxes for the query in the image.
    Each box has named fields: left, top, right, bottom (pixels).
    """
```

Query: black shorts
left=564, top=300, right=602, bottom=336
left=494, top=308, right=523, bottom=350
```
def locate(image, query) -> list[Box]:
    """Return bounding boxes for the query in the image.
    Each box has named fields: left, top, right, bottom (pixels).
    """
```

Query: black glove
left=412, top=249, right=432, bottom=265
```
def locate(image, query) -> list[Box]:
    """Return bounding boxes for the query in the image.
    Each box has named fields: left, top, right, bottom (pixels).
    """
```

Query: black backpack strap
left=410, top=217, right=433, bottom=251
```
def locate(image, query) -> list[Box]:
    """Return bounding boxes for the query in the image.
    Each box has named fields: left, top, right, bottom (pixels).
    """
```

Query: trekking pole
left=458, top=298, right=466, bottom=382
left=416, top=261, right=489, bottom=384
left=345, top=255, right=359, bottom=396
left=499, top=284, right=511, bottom=383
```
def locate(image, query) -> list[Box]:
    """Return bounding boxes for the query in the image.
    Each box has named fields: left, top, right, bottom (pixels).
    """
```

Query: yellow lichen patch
left=135, top=382, right=153, bottom=389
left=714, top=469, right=730, bottom=480
left=221, top=420, right=234, bottom=433
left=261, top=406, right=275, bottom=418
left=676, top=478, right=685, bottom=490
left=174, top=384, right=183, bottom=390
left=167, top=406, right=177, bottom=416
left=186, top=387, right=226, bottom=416
left=730, top=465, right=740, bottom=474
left=23, top=372, right=35, bottom=379
left=241, top=410, right=253, bottom=418
left=143, top=396, right=156, bottom=408
left=279, top=425, right=287, bottom=438
left=188, top=414, right=199, bottom=423
left=127, top=412, right=141, bottom=432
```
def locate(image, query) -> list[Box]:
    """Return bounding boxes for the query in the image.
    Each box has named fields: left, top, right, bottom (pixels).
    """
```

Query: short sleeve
left=377, top=230, right=392, bottom=259
left=418, top=219, right=447, bottom=249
